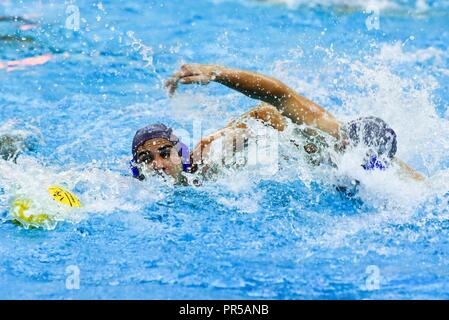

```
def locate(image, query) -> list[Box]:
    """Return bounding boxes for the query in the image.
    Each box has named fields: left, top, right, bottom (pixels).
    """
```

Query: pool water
left=1, top=0, right=449, bottom=299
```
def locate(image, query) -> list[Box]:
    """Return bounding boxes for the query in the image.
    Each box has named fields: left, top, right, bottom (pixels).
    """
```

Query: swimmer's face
left=135, top=138, right=183, bottom=179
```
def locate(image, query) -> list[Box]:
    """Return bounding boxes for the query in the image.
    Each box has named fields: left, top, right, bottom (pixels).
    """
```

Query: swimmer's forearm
left=394, top=158, right=426, bottom=181
left=213, top=66, right=341, bottom=138
left=213, top=67, right=293, bottom=106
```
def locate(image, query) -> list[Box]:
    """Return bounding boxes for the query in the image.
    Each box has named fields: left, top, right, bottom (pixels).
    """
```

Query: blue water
left=1, top=0, right=449, bottom=299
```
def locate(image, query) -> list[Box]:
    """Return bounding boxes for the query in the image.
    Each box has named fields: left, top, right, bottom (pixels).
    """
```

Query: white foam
left=244, top=0, right=437, bottom=12
left=0, top=156, right=165, bottom=229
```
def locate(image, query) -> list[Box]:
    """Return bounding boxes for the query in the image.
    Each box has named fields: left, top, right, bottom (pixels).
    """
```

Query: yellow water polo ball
left=11, top=186, right=81, bottom=228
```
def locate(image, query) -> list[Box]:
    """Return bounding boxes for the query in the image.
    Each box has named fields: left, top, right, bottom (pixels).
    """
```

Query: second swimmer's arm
left=167, top=64, right=341, bottom=139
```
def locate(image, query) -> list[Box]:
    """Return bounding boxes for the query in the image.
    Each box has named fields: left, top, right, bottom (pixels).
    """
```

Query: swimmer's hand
left=165, top=64, right=222, bottom=96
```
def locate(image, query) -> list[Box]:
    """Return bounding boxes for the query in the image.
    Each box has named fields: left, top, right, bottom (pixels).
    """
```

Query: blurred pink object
left=19, top=24, right=36, bottom=31
left=0, top=53, right=52, bottom=72
left=23, top=13, right=41, bottom=20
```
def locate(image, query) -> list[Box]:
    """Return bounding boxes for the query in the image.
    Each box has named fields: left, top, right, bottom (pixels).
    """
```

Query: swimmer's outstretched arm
left=166, top=64, right=341, bottom=139
left=167, top=64, right=426, bottom=181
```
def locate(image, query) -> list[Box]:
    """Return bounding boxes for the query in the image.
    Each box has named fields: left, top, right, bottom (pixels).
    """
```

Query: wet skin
left=135, top=138, right=183, bottom=179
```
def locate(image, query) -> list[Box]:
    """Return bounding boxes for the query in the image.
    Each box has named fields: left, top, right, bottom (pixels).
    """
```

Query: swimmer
left=0, top=53, right=53, bottom=72
left=130, top=64, right=425, bottom=184
left=0, top=15, right=36, bottom=36
left=0, top=15, right=53, bottom=72
left=0, top=133, right=38, bottom=161
left=0, top=126, right=79, bottom=229
left=0, top=16, right=33, bottom=24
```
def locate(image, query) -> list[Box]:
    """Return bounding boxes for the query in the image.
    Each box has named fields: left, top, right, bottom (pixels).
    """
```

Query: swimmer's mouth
left=147, top=168, right=171, bottom=180
left=156, top=169, right=168, bottom=177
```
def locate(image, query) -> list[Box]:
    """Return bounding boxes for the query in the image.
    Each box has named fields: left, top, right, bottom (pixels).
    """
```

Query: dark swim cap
left=132, top=123, right=180, bottom=160
left=343, top=116, right=398, bottom=159
left=342, top=116, right=398, bottom=170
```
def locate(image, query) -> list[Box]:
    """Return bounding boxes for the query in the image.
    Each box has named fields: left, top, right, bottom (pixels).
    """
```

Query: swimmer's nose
left=151, top=156, right=165, bottom=171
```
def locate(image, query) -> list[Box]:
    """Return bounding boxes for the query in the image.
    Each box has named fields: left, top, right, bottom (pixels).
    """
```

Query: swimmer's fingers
left=178, top=75, right=212, bottom=85
left=165, top=78, right=178, bottom=96
left=165, top=75, right=211, bottom=96
left=165, top=68, right=192, bottom=95
left=165, top=64, right=216, bottom=96
left=179, top=64, right=205, bottom=77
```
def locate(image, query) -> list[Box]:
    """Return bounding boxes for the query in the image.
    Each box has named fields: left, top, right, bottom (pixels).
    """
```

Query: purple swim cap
left=131, top=123, right=191, bottom=176
left=132, top=123, right=180, bottom=159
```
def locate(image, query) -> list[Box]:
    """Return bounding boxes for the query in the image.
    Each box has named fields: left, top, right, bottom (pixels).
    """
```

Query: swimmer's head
left=341, top=117, right=398, bottom=171
left=0, top=133, right=39, bottom=162
left=130, top=123, right=190, bottom=180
